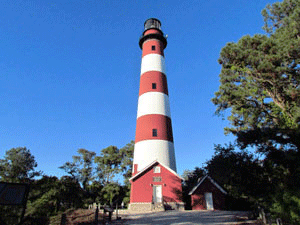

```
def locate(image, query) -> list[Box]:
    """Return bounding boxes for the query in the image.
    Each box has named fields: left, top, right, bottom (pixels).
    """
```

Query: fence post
left=60, top=213, right=66, bottom=225
left=276, top=218, right=282, bottom=225
left=262, top=210, right=267, bottom=225
left=94, top=205, right=99, bottom=225
left=259, top=208, right=267, bottom=225
left=116, top=203, right=118, bottom=220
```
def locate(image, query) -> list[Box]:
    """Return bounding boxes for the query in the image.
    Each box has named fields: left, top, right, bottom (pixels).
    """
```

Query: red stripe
left=142, top=39, right=164, bottom=57
left=135, top=114, right=173, bottom=143
left=144, top=29, right=162, bottom=36
left=139, top=71, right=168, bottom=96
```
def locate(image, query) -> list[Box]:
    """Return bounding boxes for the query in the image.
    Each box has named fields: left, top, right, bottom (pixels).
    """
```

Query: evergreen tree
left=0, top=147, right=41, bottom=183
left=119, top=141, right=134, bottom=186
left=94, top=146, right=122, bottom=205
left=94, top=146, right=121, bottom=185
left=59, top=148, right=96, bottom=191
left=212, top=1, right=300, bottom=223
left=212, top=0, right=300, bottom=152
left=205, top=144, right=266, bottom=204
left=119, top=141, right=134, bottom=206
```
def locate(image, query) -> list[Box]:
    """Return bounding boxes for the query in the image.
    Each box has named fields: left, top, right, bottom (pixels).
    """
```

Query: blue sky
left=0, top=0, right=278, bottom=179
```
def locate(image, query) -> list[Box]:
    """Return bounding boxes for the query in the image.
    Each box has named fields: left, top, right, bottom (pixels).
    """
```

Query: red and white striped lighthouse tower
left=134, top=18, right=176, bottom=174
left=129, top=18, right=183, bottom=211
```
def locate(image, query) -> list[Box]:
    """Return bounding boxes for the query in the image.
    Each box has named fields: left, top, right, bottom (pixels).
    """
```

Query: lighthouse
left=129, top=18, right=184, bottom=211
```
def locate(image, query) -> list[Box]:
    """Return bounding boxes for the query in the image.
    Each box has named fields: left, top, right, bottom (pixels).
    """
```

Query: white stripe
left=133, top=140, right=176, bottom=172
left=137, top=92, right=171, bottom=118
left=141, top=54, right=166, bottom=75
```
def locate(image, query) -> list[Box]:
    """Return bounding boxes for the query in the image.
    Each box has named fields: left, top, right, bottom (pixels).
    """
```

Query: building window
left=152, top=129, right=157, bottom=137
left=152, top=45, right=156, bottom=50
left=153, top=176, right=162, bottom=182
left=154, top=166, right=161, bottom=173
left=152, top=83, right=157, bottom=89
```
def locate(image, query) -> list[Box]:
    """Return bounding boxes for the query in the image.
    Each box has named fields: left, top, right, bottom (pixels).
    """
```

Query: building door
left=204, top=192, right=214, bottom=210
left=153, top=185, right=162, bottom=203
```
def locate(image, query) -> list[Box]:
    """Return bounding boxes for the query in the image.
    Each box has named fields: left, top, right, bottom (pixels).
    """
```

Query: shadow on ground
left=116, top=210, right=257, bottom=225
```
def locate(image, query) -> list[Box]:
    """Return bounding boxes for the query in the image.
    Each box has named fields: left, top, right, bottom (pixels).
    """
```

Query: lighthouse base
left=128, top=203, right=158, bottom=212
left=128, top=202, right=185, bottom=212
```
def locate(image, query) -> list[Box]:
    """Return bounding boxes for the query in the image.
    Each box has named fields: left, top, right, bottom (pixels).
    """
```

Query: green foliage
left=205, top=144, right=266, bottom=203
left=119, top=141, right=134, bottom=207
left=26, top=175, right=83, bottom=221
left=0, top=147, right=41, bottom=182
left=213, top=0, right=300, bottom=151
left=0, top=206, right=24, bottom=225
left=119, top=141, right=134, bottom=186
left=213, top=2, right=300, bottom=221
left=262, top=146, right=300, bottom=224
left=189, top=143, right=300, bottom=218
left=271, top=190, right=300, bottom=224
left=94, top=146, right=122, bottom=184
left=89, top=181, right=104, bottom=203
left=59, top=148, right=96, bottom=191
left=121, top=193, right=130, bottom=207
left=27, top=176, right=60, bottom=217
left=101, top=182, right=120, bottom=205
left=93, top=146, right=125, bottom=206
left=182, top=167, right=205, bottom=193
left=0, top=147, right=41, bottom=224
left=57, top=142, right=134, bottom=208
left=262, top=0, right=300, bottom=36
left=182, top=167, right=205, bottom=210
left=0, top=142, right=134, bottom=223
left=58, top=176, right=83, bottom=209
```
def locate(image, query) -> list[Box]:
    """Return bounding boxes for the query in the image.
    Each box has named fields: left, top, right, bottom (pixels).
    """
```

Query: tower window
left=152, top=129, right=157, bottom=137
left=152, top=45, right=156, bottom=50
left=152, top=83, right=157, bottom=89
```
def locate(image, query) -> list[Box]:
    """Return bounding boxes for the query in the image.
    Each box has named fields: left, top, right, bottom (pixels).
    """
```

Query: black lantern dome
left=139, top=18, right=167, bottom=49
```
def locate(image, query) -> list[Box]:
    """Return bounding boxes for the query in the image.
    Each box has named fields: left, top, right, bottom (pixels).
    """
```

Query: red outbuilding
left=129, top=161, right=184, bottom=211
left=189, top=175, right=227, bottom=210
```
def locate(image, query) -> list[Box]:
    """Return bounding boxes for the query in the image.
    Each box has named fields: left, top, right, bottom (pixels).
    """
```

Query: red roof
left=129, top=160, right=183, bottom=181
left=188, top=175, right=227, bottom=195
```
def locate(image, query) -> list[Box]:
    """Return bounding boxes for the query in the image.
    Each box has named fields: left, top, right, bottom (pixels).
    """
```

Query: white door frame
left=204, top=192, right=214, bottom=210
left=153, top=185, right=162, bottom=203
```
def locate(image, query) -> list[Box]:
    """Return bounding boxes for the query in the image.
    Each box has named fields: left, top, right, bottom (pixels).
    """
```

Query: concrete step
left=152, top=203, right=165, bottom=211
